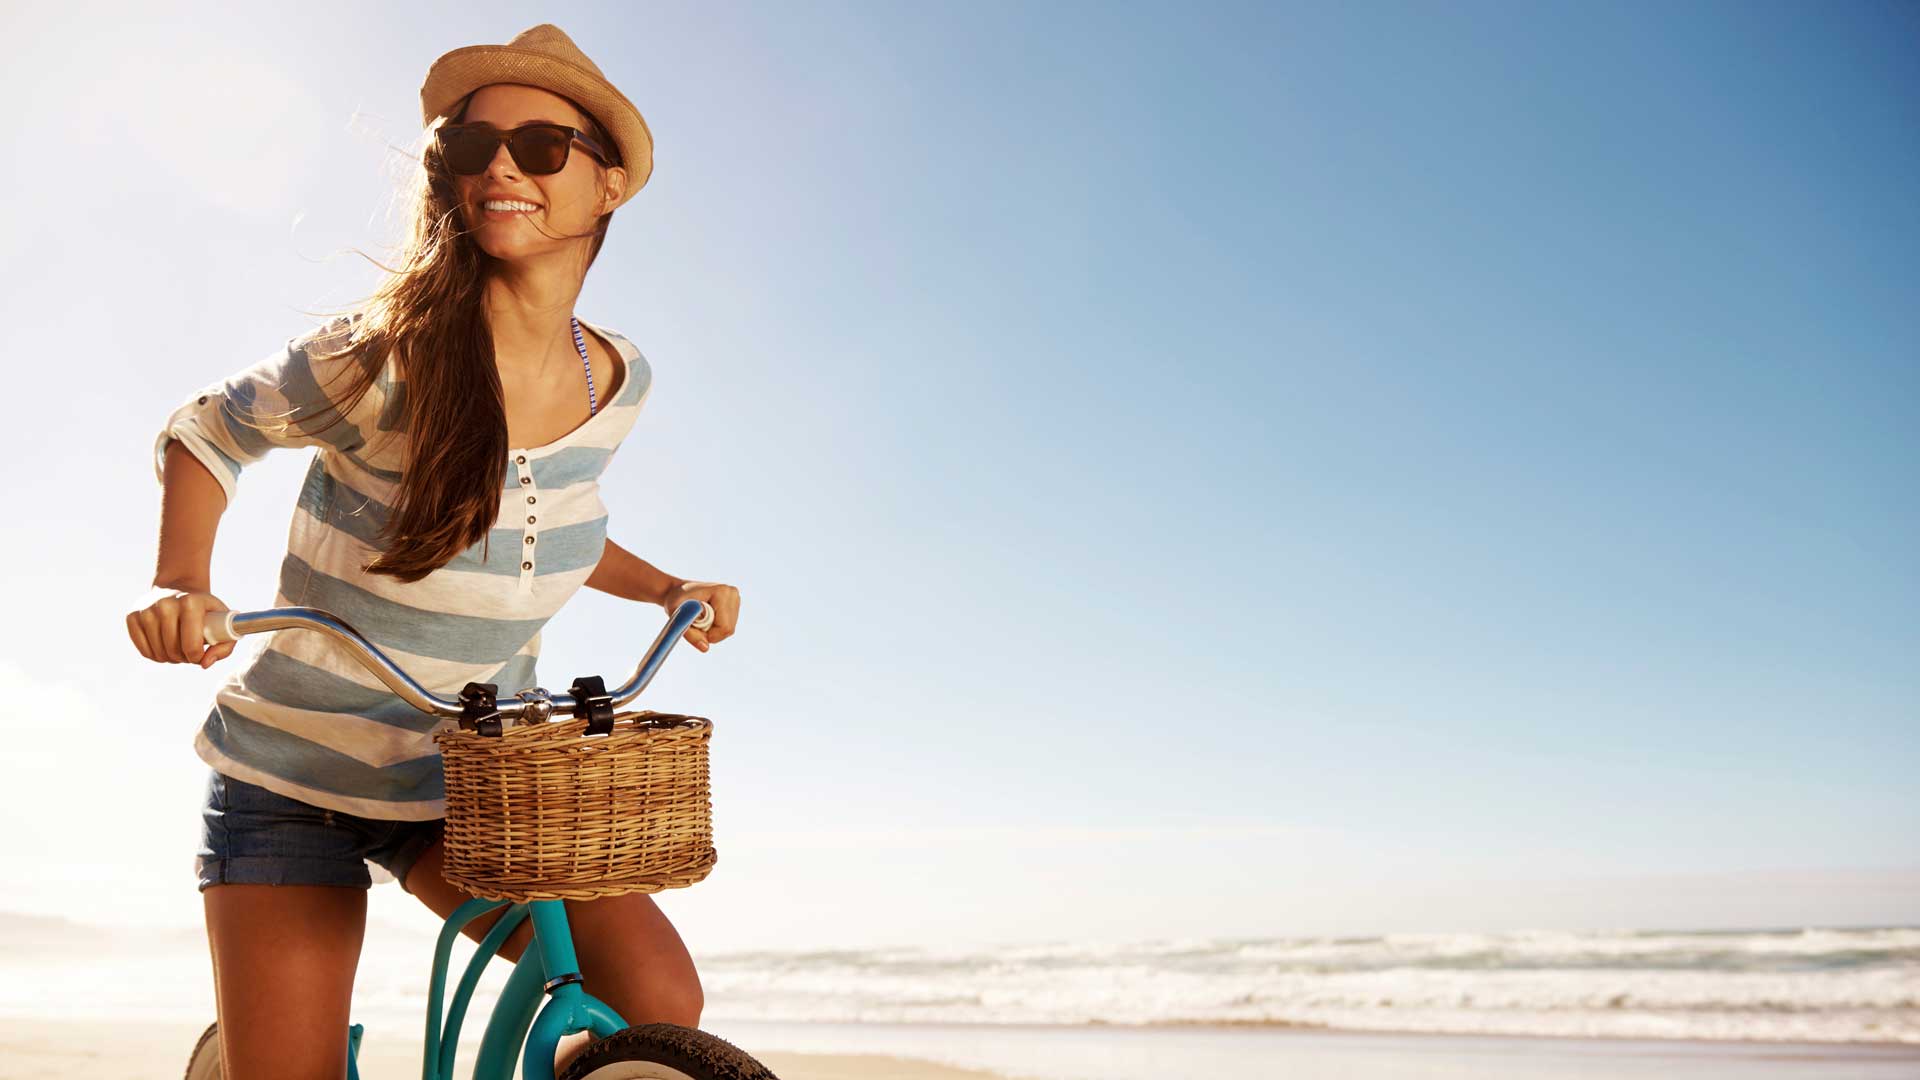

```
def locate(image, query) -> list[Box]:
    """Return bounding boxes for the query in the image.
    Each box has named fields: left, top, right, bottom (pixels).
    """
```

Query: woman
left=124, top=25, right=739, bottom=1079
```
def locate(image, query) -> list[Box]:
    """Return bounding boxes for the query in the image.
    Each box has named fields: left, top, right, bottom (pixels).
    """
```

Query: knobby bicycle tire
left=557, top=1022, right=780, bottom=1080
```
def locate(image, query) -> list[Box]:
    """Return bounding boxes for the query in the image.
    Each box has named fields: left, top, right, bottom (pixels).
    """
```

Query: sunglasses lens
left=511, top=127, right=572, bottom=174
left=439, top=128, right=497, bottom=175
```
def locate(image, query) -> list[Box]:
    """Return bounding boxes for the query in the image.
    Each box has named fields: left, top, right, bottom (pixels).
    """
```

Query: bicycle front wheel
left=557, top=1023, right=778, bottom=1080
left=183, top=1021, right=220, bottom=1080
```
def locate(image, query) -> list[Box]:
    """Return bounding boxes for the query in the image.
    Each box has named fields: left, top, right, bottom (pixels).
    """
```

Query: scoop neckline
left=506, top=316, right=631, bottom=457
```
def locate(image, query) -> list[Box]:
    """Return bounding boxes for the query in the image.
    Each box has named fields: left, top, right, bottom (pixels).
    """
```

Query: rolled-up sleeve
left=153, top=319, right=375, bottom=506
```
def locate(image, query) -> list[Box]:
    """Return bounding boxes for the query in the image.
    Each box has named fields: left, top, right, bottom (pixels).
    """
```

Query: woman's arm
left=128, top=439, right=237, bottom=667
left=586, top=538, right=740, bottom=654
left=585, top=536, right=684, bottom=608
left=154, top=438, right=227, bottom=592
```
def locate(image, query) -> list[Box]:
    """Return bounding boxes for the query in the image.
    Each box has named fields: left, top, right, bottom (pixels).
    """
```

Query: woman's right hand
left=128, top=585, right=233, bottom=668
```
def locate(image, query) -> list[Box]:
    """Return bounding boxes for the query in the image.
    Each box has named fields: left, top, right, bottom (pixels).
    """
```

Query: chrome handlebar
left=201, top=599, right=715, bottom=728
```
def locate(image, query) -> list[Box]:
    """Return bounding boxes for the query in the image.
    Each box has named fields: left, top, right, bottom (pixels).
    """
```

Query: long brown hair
left=265, top=92, right=623, bottom=583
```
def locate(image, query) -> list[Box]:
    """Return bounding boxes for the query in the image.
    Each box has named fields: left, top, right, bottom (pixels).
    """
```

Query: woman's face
left=449, top=83, right=627, bottom=263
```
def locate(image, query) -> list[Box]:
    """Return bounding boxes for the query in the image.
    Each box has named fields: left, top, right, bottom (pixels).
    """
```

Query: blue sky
left=1, top=1, right=1914, bottom=951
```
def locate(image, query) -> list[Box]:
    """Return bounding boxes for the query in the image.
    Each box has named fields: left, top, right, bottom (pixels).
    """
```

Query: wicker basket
left=434, top=710, right=718, bottom=901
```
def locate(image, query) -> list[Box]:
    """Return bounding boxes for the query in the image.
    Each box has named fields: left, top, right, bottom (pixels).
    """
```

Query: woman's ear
left=601, top=165, right=628, bottom=214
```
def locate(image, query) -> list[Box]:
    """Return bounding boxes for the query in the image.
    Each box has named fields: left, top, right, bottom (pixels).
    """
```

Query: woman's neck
left=483, top=271, right=585, bottom=379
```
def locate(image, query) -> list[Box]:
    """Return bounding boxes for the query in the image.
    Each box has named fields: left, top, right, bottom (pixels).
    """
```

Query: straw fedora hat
left=420, top=23, right=654, bottom=210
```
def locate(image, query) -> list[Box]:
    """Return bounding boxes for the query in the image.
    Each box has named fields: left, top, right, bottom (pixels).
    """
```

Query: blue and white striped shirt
left=153, top=314, right=652, bottom=819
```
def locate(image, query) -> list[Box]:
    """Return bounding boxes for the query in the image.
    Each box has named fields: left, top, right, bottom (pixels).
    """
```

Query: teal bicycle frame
left=415, top=897, right=627, bottom=1080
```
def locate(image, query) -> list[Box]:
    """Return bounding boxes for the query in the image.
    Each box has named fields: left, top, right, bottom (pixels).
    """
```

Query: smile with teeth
left=483, top=199, right=542, bottom=215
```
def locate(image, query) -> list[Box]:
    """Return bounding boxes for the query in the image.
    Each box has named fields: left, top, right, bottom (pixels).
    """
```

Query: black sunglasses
left=435, top=122, right=614, bottom=176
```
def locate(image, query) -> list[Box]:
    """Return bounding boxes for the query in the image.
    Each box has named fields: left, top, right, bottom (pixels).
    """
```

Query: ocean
left=692, top=925, right=1920, bottom=1043
left=4, top=916, right=1915, bottom=1078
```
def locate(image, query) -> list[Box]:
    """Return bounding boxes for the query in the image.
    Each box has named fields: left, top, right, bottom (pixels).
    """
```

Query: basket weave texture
left=434, top=711, right=717, bottom=901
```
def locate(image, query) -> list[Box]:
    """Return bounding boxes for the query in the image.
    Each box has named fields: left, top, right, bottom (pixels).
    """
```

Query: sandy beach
left=0, top=1018, right=1008, bottom=1080
left=6, top=1017, right=1919, bottom=1080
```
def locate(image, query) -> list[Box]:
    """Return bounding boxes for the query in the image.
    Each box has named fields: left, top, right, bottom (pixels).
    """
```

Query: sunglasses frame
left=435, top=121, right=615, bottom=177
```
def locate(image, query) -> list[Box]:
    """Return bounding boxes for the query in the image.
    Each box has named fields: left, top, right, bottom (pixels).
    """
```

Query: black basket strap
left=570, top=675, right=615, bottom=736
left=459, top=681, right=502, bottom=737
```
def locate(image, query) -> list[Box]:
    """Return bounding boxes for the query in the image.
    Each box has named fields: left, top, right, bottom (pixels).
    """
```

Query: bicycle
left=180, top=598, right=778, bottom=1080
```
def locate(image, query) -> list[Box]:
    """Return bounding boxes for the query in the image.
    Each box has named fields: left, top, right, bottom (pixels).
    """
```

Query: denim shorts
left=195, top=769, right=444, bottom=893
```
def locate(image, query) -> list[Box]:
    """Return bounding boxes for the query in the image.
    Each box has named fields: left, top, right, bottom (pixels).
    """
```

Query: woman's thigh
left=203, top=883, right=367, bottom=1080
left=401, top=837, right=704, bottom=1027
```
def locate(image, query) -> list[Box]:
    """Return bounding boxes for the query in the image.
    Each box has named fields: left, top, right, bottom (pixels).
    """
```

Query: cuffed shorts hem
left=380, top=826, right=444, bottom=894
left=195, top=853, right=370, bottom=891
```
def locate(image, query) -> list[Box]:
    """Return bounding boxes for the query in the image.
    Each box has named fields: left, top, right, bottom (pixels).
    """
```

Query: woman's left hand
left=660, top=579, right=740, bottom=652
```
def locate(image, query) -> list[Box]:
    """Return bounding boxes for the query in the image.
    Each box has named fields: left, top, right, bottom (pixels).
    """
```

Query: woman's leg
left=203, top=883, right=367, bottom=1080
left=401, top=838, right=704, bottom=1070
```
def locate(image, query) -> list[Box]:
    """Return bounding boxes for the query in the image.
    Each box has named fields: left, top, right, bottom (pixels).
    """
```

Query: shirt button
left=515, top=455, right=527, bottom=465
left=197, top=395, right=209, bottom=405
left=522, top=561, right=532, bottom=571
left=527, top=516, right=536, bottom=524
left=527, top=496, right=536, bottom=505
left=524, top=535, right=535, bottom=545
left=520, top=476, right=531, bottom=485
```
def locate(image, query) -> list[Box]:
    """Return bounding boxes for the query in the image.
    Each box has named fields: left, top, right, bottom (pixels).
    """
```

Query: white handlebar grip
left=694, top=601, right=715, bottom=631
left=202, top=610, right=238, bottom=645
